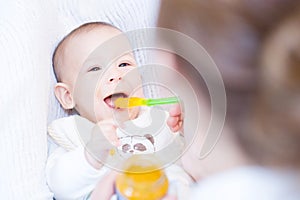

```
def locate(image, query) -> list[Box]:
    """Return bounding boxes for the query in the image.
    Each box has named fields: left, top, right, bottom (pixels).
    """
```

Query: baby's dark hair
left=52, top=21, right=117, bottom=82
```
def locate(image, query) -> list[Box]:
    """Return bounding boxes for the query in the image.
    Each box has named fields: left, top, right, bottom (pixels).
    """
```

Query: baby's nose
left=108, top=76, right=122, bottom=83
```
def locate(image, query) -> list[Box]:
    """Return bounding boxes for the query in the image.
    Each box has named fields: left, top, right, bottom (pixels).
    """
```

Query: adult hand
left=90, top=171, right=118, bottom=200
left=163, top=195, right=178, bottom=200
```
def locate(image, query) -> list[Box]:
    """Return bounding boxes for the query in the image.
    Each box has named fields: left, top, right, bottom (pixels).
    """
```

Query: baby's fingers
left=87, top=126, right=114, bottom=157
left=96, top=120, right=120, bottom=146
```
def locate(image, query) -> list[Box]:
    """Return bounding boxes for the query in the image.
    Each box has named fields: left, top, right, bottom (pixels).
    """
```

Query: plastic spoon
left=114, top=97, right=179, bottom=108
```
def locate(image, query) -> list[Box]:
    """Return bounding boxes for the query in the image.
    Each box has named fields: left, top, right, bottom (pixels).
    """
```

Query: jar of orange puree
left=115, top=154, right=169, bottom=200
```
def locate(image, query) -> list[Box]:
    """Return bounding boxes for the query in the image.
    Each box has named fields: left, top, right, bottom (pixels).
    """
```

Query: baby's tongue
left=104, top=97, right=114, bottom=108
left=105, top=93, right=127, bottom=108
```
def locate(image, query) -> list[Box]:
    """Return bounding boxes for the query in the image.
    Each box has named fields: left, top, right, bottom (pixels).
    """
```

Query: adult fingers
left=169, top=103, right=182, bottom=117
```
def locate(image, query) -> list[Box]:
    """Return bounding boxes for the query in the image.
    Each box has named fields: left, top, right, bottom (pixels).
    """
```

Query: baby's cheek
left=94, top=102, right=113, bottom=121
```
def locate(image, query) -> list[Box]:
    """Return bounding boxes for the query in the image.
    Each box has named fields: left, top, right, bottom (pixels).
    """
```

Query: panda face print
left=117, top=134, right=155, bottom=154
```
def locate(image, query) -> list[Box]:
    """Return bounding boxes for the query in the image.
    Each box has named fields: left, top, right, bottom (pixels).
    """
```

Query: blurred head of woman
left=158, top=0, right=300, bottom=179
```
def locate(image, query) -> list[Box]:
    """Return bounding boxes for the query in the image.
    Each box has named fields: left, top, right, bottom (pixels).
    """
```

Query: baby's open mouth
left=103, top=93, right=128, bottom=109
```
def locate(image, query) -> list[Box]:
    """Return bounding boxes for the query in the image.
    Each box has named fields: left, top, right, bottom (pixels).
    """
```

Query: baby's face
left=61, top=26, right=143, bottom=122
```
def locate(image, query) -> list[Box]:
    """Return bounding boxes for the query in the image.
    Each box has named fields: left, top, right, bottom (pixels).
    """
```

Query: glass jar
left=116, top=154, right=169, bottom=200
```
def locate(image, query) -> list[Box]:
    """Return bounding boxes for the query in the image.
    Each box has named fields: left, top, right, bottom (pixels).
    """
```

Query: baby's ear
left=54, top=83, right=75, bottom=110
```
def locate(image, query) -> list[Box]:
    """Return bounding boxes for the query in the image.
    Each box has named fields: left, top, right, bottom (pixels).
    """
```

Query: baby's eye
left=88, top=66, right=102, bottom=72
left=118, top=62, right=130, bottom=68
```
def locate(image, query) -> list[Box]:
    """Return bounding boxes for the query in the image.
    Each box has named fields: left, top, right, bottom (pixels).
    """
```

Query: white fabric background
left=0, top=0, right=160, bottom=199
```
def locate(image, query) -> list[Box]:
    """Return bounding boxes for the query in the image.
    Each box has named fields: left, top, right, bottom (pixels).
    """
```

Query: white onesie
left=46, top=108, right=192, bottom=200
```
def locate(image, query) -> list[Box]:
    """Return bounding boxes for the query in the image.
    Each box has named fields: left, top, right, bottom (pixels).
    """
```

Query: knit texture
left=0, top=0, right=160, bottom=199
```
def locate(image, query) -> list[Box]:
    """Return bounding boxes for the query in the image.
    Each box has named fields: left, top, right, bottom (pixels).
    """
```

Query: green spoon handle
left=146, top=97, right=179, bottom=106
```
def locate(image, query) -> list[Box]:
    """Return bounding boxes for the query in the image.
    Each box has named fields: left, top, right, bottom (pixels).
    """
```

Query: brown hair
left=244, top=8, right=300, bottom=167
left=158, top=0, right=300, bottom=168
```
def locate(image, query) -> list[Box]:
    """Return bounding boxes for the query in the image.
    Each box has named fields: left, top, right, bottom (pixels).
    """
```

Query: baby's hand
left=167, top=104, right=183, bottom=133
left=96, top=119, right=121, bottom=146
left=85, top=119, right=120, bottom=169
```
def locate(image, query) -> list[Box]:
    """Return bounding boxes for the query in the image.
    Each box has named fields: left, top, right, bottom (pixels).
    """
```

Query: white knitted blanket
left=0, top=1, right=160, bottom=199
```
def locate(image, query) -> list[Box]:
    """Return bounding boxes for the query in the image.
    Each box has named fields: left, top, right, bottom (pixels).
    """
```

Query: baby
left=46, top=22, right=191, bottom=199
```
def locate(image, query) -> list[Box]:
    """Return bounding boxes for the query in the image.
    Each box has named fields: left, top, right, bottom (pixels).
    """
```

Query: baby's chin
left=113, top=107, right=140, bottom=121
left=93, top=107, right=140, bottom=124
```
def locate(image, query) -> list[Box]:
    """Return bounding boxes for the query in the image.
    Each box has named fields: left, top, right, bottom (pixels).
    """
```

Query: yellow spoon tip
left=114, top=97, right=146, bottom=108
